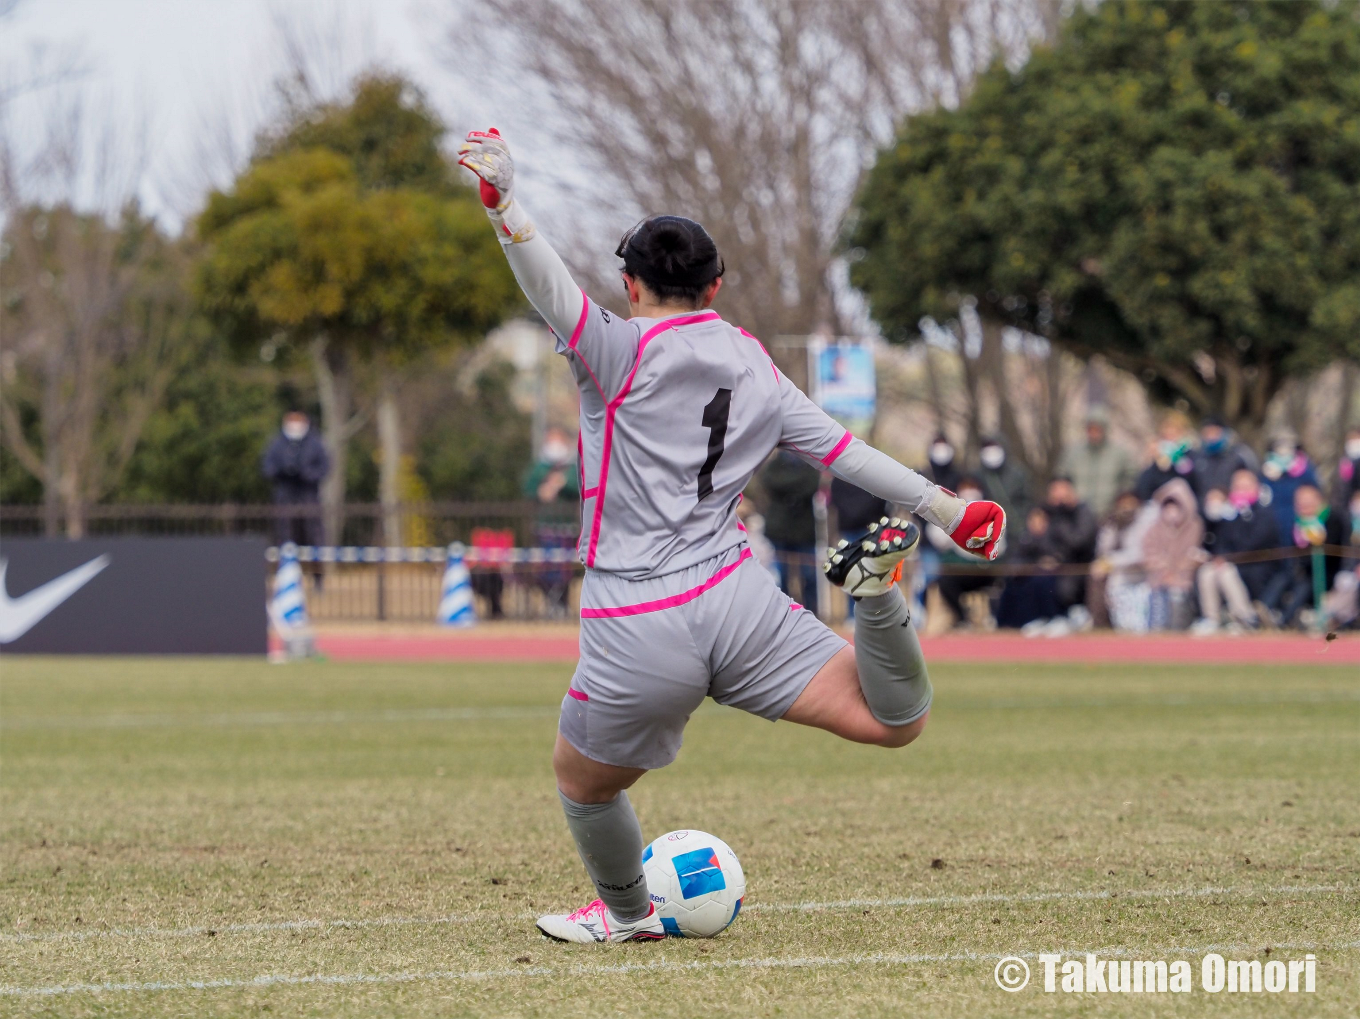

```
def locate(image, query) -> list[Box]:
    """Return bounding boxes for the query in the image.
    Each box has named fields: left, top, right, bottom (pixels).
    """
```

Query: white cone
left=269, top=542, right=315, bottom=659
left=437, top=543, right=476, bottom=627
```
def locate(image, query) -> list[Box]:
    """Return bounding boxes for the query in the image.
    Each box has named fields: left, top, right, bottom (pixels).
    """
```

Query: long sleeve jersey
left=489, top=208, right=961, bottom=580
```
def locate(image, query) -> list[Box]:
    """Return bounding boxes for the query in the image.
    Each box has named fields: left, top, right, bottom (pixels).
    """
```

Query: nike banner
left=0, top=537, right=267, bottom=654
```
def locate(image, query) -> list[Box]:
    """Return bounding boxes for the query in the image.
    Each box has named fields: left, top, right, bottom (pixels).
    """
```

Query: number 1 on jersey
left=697, top=388, right=732, bottom=501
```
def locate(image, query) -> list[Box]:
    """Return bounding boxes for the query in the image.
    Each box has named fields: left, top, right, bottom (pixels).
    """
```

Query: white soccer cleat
left=535, top=899, right=666, bottom=944
left=822, top=516, right=921, bottom=599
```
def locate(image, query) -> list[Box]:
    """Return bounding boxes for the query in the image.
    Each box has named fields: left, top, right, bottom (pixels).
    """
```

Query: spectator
left=1088, top=490, right=1157, bottom=631
left=1135, top=410, right=1200, bottom=503
left=1191, top=470, right=1279, bottom=633
left=1196, top=414, right=1259, bottom=496
left=1261, top=483, right=1347, bottom=628
left=933, top=477, right=996, bottom=629
left=1333, top=425, right=1360, bottom=510
left=1043, top=475, right=1098, bottom=613
left=523, top=426, right=580, bottom=617
left=1059, top=406, right=1138, bottom=517
left=1259, top=429, right=1321, bottom=542
left=469, top=527, right=514, bottom=620
left=977, top=436, right=1034, bottom=524
left=760, top=450, right=822, bottom=614
left=1142, top=478, right=1204, bottom=630
left=995, top=506, right=1063, bottom=630
left=830, top=478, right=888, bottom=619
left=261, top=411, right=330, bottom=547
left=1323, top=488, right=1360, bottom=629
left=924, top=433, right=961, bottom=492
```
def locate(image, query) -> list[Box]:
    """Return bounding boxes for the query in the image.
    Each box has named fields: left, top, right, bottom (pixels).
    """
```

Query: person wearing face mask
left=1043, top=476, right=1098, bottom=613
left=1088, top=490, right=1158, bottom=631
left=1258, top=429, right=1320, bottom=543
left=1259, top=483, right=1346, bottom=628
left=1190, top=470, right=1280, bottom=633
left=977, top=437, right=1034, bottom=525
left=1323, top=489, right=1360, bottom=629
left=1135, top=410, right=1201, bottom=504
left=1058, top=406, right=1138, bottom=518
left=1142, top=479, right=1205, bottom=631
left=524, top=425, right=582, bottom=617
left=1333, top=426, right=1360, bottom=510
left=1196, top=414, right=1259, bottom=497
left=924, top=434, right=962, bottom=494
left=261, top=410, right=332, bottom=548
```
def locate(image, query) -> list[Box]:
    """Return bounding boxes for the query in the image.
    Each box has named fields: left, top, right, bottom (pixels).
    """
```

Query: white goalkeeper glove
left=457, top=128, right=535, bottom=243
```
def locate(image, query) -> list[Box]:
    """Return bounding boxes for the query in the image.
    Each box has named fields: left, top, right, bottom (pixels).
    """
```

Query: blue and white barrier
left=268, top=542, right=315, bottom=659
left=436, top=543, right=476, bottom=627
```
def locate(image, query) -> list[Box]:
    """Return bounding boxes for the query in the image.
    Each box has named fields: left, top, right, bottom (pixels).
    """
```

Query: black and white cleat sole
left=822, top=516, right=921, bottom=588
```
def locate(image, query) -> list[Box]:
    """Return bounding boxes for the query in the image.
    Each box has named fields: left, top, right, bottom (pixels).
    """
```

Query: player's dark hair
left=616, top=216, right=724, bottom=305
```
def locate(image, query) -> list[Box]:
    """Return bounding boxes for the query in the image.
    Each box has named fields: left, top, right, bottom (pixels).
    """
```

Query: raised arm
left=457, top=129, right=585, bottom=342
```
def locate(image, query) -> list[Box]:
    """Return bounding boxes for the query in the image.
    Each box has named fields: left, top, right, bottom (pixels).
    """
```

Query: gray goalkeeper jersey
left=555, top=293, right=849, bottom=581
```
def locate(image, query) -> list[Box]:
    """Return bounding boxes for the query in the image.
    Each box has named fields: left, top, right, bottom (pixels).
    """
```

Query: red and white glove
left=457, top=128, right=534, bottom=242
left=948, top=500, right=1006, bottom=561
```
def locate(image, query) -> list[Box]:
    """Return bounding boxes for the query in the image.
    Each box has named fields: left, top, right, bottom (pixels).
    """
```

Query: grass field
left=1, top=655, right=1357, bottom=1017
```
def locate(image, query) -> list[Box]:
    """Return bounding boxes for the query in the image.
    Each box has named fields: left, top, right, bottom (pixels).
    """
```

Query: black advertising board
left=0, top=537, right=267, bottom=654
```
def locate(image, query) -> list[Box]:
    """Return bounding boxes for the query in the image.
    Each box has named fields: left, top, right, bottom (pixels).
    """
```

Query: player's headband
left=616, top=216, right=724, bottom=288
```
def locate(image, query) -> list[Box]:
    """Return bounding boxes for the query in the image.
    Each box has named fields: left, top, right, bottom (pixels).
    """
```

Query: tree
left=850, top=0, right=1360, bottom=443
left=451, top=0, right=1058, bottom=348
left=196, top=74, right=519, bottom=543
left=0, top=204, right=190, bottom=535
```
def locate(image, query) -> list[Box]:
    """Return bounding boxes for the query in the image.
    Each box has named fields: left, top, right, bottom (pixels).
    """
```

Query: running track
left=295, top=631, right=1360, bottom=665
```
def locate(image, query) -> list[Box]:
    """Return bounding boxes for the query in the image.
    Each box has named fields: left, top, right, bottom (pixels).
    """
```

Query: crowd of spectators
left=915, top=411, right=1360, bottom=634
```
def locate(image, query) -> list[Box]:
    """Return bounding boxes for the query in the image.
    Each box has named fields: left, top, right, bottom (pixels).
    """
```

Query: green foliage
left=850, top=0, right=1360, bottom=433
left=417, top=361, right=533, bottom=501
left=116, top=336, right=278, bottom=504
left=196, top=148, right=517, bottom=360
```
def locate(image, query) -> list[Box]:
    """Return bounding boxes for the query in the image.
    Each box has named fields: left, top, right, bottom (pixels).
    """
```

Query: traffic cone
left=269, top=542, right=316, bottom=659
left=437, top=542, right=476, bottom=627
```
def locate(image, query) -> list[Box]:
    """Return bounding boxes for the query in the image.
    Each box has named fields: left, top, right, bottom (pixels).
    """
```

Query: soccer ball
left=642, top=829, right=745, bottom=937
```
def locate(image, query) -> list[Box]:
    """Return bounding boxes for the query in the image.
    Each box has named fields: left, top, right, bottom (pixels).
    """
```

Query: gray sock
left=853, top=586, right=933, bottom=726
left=558, top=789, right=650, bottom=921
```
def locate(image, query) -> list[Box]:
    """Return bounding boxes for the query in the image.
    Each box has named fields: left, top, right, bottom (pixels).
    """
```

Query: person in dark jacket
left=924, top=433, right=961, bottom=493
left=933, top=477, right=998, bottom=628
left=1193, top=471, right=1279, bottom=631
left=1044, top=476, right=1098, bottom=610
left=1196, top=414, right=1259, bottom=496
left=1135, top=410, right=1201, bottom=503
left=977, top=436, right=1034, bottom=525
left=1335, top=425, right=1360, bottom=510
left=1260, top=483, right=1348, bottom=627
left=261, top=411, right=331, bottom=546
left=995, top=506, right=1063, bottom=628
left=1259, top=429, right=1321, bottom=541
left=759, top=450, right=823, bottom=614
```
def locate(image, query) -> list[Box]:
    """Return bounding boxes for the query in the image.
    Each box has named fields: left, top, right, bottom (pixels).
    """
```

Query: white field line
left=3, top=883, right=1348, bottom=945
left=0, top=706, right=559, bottom=731
left=3, top=939, right=1359, bottom=998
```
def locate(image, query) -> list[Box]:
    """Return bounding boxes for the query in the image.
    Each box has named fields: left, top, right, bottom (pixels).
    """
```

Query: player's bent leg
left=539, top=734, right=663, bottom=942
left=781, top=645, right=928, bottom=748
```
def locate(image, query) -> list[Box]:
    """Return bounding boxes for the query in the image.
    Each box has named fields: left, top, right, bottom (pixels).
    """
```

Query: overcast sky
left=0, top=0, right=514, bottom=229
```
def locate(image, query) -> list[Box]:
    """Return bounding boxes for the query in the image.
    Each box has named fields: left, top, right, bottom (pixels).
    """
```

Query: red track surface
left=297, top=631, right=1359, bottom=665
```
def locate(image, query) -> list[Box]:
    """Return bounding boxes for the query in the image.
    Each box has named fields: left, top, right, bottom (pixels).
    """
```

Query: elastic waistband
left=580, top=547, right=752, bottom=618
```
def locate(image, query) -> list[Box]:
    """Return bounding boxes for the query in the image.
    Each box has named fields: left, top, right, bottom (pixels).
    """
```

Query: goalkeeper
left=459, top=129, right=1006, bottom=944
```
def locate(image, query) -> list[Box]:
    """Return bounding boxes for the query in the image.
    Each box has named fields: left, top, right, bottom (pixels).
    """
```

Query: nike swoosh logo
left=0, top=555, right=110, bottom=643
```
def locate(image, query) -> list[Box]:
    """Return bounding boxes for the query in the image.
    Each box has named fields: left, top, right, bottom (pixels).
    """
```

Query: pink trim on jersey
left=567, top=289, right=589, bottom=349
left=822, top=431, right=853, bottom=466
left=585, top=310, right=723, bottom=567
left=579, top=547, right=752, bottom=618
left=789, top=603, right=803, bottom=612
left=738, top=327, right=780, bottom=382
left=582, top=486, right=598, bottom=498
left=567, top=687, right=588, bottom=701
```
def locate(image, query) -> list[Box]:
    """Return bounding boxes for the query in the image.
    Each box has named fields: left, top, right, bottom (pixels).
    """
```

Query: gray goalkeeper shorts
left=558, top=544, right=848, bottom=771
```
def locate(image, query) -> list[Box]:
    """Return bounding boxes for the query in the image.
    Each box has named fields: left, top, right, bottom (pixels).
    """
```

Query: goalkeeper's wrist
left=921, top=486, right=966, bottom=534
left=488, top=197, right=535, bottom=243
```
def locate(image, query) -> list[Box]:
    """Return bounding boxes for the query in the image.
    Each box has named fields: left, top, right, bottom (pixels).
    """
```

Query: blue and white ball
left=643, top=829, right=745, bottom=937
